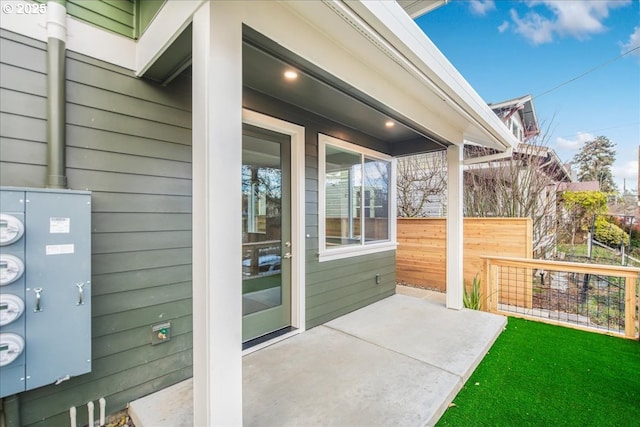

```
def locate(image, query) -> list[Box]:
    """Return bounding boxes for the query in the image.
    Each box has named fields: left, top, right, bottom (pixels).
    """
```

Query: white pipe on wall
left=87, top=401, right=94, bottom=427
left=99, top=398, right=106, bottom=426
left=69, top=407, right=76, bottom=427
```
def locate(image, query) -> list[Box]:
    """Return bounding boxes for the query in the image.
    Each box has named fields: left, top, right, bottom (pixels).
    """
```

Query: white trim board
left=242, top=109, right=306, bottom=340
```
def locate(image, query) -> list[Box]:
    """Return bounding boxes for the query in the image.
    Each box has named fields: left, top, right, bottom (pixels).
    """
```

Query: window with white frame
left=319, top=134, right=396, bottom=261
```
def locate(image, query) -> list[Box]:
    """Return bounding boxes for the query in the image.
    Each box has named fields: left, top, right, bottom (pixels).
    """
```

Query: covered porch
left=129, top=287, right=506, bottom=426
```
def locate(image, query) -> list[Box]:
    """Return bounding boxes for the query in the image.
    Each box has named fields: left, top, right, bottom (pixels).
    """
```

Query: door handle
left=283, top=252, right=292, bottom=259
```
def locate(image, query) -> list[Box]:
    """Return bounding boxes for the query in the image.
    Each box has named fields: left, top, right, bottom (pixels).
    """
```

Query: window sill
left=318, top=241, right=397, bottom=262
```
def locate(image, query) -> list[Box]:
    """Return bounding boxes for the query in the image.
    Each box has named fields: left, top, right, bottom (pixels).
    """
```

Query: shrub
left=594, top=217, right=629, bottom=247
left=463, top=274, right=482, bottom=310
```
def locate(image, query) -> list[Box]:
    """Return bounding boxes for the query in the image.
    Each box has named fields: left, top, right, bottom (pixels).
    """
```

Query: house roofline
left=347, top=1, right=519, bottom=152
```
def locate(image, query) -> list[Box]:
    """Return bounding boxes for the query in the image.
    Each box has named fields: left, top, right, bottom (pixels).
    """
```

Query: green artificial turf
left=437, top=317, right=640, bottom=427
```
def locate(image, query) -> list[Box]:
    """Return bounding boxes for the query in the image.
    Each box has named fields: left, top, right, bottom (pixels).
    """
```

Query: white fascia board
left=349, top=0, right=519, bottom=151
left=265, top=1, right=463, bottom=144
left=135, top=0, right=205, bottom=76
left=0, top=0, right=135, bottom=69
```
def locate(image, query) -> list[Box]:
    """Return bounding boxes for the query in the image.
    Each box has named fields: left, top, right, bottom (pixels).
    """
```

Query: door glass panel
left=242, top=135, right=282, bottom=315
left=242, top=124, right=291, bottom=343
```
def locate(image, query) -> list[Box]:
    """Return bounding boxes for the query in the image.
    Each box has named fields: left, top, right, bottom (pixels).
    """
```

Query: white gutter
left=345, top=0, right=519, bottom=152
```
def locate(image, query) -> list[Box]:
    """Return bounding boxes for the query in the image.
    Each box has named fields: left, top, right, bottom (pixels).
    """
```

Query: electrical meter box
left=0, top=187, right=91, bottom=398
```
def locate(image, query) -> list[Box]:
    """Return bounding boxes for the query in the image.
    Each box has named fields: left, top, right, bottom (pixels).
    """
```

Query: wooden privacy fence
left=396, top=218, right=533, bottom=294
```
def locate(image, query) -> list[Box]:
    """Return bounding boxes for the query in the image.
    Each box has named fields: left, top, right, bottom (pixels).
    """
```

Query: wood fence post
left=624, top=273, right=638, bottom=339
left=480, top=258, right=488, bottom=311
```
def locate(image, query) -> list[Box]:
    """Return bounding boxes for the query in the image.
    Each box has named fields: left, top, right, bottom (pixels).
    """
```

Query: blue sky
left=415, top=0, right=640, bottom=192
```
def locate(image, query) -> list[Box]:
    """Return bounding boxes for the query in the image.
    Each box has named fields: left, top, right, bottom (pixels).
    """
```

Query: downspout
left=46, top=0, right=68, bottom=188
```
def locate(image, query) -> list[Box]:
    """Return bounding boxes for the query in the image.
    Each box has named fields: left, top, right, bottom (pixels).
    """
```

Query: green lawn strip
left=437, top=317, right=640, bottom=427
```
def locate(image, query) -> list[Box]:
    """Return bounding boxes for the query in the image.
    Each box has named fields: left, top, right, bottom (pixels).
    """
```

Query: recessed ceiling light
left=385, top=120, right=395, bottom=128
left=284, top=70, right=298, bottom=80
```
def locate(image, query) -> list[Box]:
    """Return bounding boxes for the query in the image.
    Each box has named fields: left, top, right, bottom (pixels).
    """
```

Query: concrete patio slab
left=327, top=293, right=507, bottom=381
left=129, top=287, right=506, bottom=427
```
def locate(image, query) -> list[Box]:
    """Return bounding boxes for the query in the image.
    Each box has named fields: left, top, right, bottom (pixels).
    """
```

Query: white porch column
left=446, top=143, right=464, bottom=310
left=192, top=2, right=243, bottom=426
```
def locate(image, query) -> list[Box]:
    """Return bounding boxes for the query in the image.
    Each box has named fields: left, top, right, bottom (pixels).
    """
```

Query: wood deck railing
left=480, top=256, right=640, bottom=339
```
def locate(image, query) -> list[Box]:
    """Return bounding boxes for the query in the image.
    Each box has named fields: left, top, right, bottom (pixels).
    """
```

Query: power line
left=556, top=121, right=640, bottom=140
left=533, top=46, right=640, bottom=100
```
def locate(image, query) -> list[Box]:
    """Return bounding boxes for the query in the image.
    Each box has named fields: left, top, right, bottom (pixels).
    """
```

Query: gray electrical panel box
left=0, top=187, right=91, bottom=398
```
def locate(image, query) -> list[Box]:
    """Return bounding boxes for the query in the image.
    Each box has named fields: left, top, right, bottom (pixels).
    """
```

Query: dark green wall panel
left=0, top=139, right=46, bottom=165
left=91, top=248, right=191, bottom=275
left=66, top=53, right=192, bottom=110
left=91, top=212, right=191, bottom=232
left=0, top=63, right=46, bottom=95
left=0, top=35, right=47, bottom=72
left=92, top=230, right=192, bottom=254
left=92, top=282, right=191, bottom=316
left=91, top=265, right=192, bottom=296
left=90, top=192, right=191, bottom=213
left=0, top=88, right=46, bottom=117
left=66, top=169, right=191, bottom=195
left=67, top=104, right=190, bottom=144
left=0, top=113, right=46, bottom=142
left=0, top=163, right=47, bottom=187
left=92, top=299, right=192, bottom=336
left=66, top=126, right=192, bottom=161
left=67, top=147, right=191, bottom=179
left=66, top=80, right=191, bottom=128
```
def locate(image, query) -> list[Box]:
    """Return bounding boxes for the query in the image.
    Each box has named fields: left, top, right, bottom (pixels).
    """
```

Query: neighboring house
left=488, top=94, right=540, bottom=143
left=465, top=143, right=572, bottom=258
left=0, top=1, right=518, bottom=426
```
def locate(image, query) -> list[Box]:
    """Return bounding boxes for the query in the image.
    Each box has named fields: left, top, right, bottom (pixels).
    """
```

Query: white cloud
left=620, top=26, right=640, bottom=56
left=556, top=132, right=595, bottom=150
left=509, top=0, right=632, bottom=45
left=510, top=8, right=555, bottom=44
left=469, top=0, right=496, bottom=16
left=498, top=21, right=510, bottom=33
left=612, top=160, right=638, bottom=189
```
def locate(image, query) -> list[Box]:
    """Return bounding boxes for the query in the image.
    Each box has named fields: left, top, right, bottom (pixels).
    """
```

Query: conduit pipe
left=46, top=0, right=68, bottom=188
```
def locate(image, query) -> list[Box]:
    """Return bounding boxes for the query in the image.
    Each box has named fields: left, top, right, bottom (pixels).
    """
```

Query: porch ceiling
left=144, top=24, right=450, bottom=154
left=242, top=39, right=439, bottom=147
left=137, top=0, right=519, bottom=156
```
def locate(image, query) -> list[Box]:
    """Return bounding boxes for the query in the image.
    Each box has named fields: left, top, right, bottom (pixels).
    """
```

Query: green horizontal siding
left=137, top=0, right=166, bottom=38
left=0, top=29, right=193, bottom=427
left=66, top=0, right=134, bottom=38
